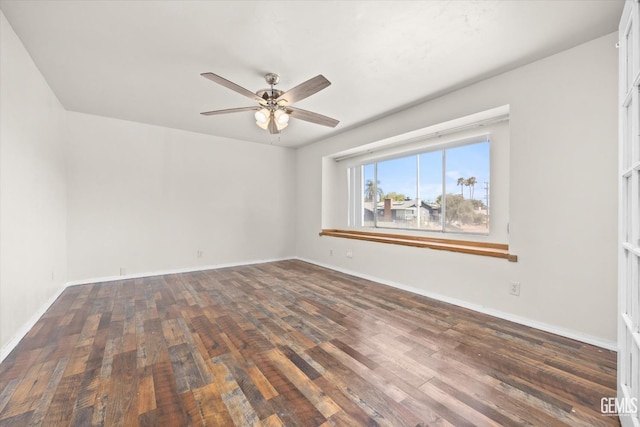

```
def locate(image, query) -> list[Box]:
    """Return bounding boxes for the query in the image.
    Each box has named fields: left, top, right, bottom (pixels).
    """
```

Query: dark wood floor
left=0, top=260, right=619, bottom=426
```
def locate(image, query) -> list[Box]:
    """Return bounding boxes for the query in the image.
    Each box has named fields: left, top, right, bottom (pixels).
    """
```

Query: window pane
left=444, top=142, right=490, bottom=233
left=628, top=22, right=635, bottom=92
left=636, top=254, right=640, bottom=332
left=635, top=92, right=639, bottom=165
left=625, top=175, right=631, bottom=243
left=626, top=96, right=633, bottom=169
left=623, top=250, right=634, bottom=318
left=638, top=172, right=640, bottom=247
left=418, top=151, right=443, bottom=231
left=362, top=163, right=376, bottom=227
left=376, top=155, right=417, bottom=229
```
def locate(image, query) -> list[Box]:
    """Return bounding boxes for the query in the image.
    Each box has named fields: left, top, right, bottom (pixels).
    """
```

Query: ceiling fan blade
left=200, top=106, right=259, bottom=116
left=275, top=75, right=331, bottom=105
left=201, top=72, right=265, bottom=103
left=288, top=107, right=340, bottom=128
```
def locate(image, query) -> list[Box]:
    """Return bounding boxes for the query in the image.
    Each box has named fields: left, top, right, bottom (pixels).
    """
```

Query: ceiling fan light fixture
left=254, top=108, right=269, bottom=123
left=274, top=109, right=290, bottom=125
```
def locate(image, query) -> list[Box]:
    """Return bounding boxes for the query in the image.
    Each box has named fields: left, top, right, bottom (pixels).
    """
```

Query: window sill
left=319, top=229, right=518, bottom=262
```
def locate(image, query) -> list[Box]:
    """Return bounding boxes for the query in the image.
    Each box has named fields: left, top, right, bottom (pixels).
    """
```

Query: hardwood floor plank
left=189, top=314, right=229, bottom=358
left=0, top=260, right=620, bottom=426
left=105, top=350, right=138, bottom=426
left=266, top=347, right=341, bottom=419
left=0, top=378, right=20, bottom=415
left=179, top=390, right=206, bottom=427
left=27, top=356, right=68, bottom=426
left=312, top=376, right=382, bottom=426
left=0, top=410, right=34, bottom=426
left=252, top=355, right=326, bottom=427
left=151, top=359, right=187, bottom=426
left=42, top=372, right=83, bottom=425
left=136, top=366, right=156, bottom=416
left=245, top=363, right=279, bottom=400
left=91, top=380, right=109, bottom=426
left=191, top=382, right=235, bottom=426
left=217, top=353, right=275, bottom=421
left=70, top=405, right=94, bottom=427
left=209, top=355, right=263, bottom=427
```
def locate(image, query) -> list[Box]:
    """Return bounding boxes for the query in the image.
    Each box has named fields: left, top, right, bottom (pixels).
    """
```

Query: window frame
left=337, top=110, right=509, bottom=244
left=358, top=136, right=491, bottom=235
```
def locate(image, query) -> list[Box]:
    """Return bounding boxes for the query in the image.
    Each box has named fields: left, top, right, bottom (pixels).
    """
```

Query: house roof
left=364, top=200, right=440, bottom=212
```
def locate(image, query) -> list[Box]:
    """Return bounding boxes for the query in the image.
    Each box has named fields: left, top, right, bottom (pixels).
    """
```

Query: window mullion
left=441, top=149, right=446, bottom=232
left=374, top=162, right=378, bottom=228
left=416, top=155, right=421, bottom=229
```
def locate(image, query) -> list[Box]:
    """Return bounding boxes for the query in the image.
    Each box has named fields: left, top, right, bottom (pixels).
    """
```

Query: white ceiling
left=0, top=0, right=624, bottom=148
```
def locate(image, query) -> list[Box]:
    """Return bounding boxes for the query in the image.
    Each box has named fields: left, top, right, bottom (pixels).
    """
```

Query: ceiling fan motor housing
left=256, top=89, right=284, bottom=102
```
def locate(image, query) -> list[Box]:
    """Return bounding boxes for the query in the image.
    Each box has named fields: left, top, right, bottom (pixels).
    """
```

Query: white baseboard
left=295, top=257, right=618, bottom=352
left=0, top=283, right=68, bottom=364
left=64, top=257, right=292, bottom=287
left=0, top=257, right=291, bottom=363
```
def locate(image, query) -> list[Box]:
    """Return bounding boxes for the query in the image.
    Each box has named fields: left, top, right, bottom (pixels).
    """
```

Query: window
left=357, top=140, right=490, bottom=234
left=335, top=106, right=509, bottom=243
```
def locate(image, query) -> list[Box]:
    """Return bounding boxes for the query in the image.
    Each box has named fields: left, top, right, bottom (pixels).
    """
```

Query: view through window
left=361, top=140, right=490, bottom=234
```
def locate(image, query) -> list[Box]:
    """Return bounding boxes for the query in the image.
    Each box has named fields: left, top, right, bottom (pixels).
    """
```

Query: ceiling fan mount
left=200, top=71, right=339, bottom=134
left=263, top=72, right=280, bottom=86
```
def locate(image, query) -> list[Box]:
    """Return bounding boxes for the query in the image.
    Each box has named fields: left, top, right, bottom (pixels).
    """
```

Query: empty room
left=0, top=0, right=635, bottom=426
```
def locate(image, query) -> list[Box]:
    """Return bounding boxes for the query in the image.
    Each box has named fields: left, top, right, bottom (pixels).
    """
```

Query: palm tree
left=364, top=179, right=383, bottom=202
left=467, top=176, right=477, bottom=199
left=457, top=177, right=465, bottom=198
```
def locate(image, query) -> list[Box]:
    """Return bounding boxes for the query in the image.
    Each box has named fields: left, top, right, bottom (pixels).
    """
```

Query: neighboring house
left=363, top=199, right=441, bottom=224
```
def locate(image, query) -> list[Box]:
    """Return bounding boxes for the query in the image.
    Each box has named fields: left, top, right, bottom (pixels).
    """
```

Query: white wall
left=0, top=12, right=67, bottom=350
left=66, top=112, right=296, bottom=282
left=296, top=33, right=619, bottom=346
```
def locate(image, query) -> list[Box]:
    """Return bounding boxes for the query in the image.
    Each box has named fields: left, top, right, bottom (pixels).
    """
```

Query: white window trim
left=331, top=105, right=509, bottom=163
left=334, top=106, right=510, bottom=243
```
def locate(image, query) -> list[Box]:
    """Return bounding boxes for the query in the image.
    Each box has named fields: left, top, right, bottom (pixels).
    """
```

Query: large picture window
left=357, top=139, right=490, bottom=234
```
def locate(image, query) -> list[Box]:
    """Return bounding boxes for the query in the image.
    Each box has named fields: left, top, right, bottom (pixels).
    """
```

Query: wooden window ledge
left=319, top=229, right=518, bottom=262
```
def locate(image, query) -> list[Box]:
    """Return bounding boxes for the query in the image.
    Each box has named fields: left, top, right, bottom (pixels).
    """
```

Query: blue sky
left=364, top=141, right=490, bottom=203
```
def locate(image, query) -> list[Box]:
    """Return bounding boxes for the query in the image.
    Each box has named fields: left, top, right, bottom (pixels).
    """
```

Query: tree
left=436, top=193, right=483, bottom=226
left=364, top=179, right=383, bottom=202
left=466, top=176, right=477, bottom=200
left=457, top=177, right=465, bottom=197
left=442, top=194, right=475, bottom=225
left=383, top=192, right=407, bottom=202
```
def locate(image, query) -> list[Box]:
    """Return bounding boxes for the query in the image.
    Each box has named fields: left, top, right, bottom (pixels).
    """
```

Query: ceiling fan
left=200, top=72, right=339, bottom=134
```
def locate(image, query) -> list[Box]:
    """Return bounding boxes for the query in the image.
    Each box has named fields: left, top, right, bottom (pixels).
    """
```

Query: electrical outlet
left=346, top=249, right=353, bottom=258
left=329, top=249, right=333, bottom=256
left=509, top=281, right=520, bottom=296
left=120, top=267, right=127, bottom=276
left=197, top=250, right=203, bottom=259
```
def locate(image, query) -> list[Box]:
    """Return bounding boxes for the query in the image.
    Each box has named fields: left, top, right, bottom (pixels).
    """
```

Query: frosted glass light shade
left=274, top=109, right=290, bottom=125
left=254, top=109, right=269, bottom=123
